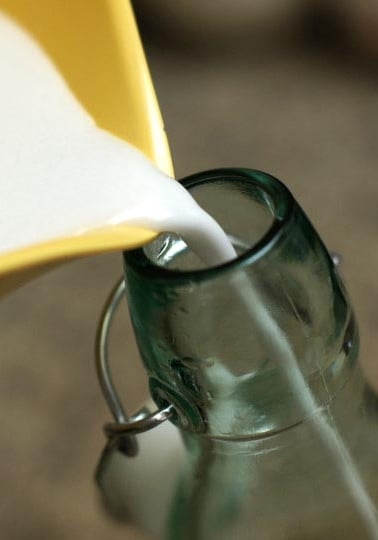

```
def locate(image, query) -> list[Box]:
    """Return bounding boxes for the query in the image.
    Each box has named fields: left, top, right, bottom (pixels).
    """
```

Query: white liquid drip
left=1, top=12, right=377, bottom=538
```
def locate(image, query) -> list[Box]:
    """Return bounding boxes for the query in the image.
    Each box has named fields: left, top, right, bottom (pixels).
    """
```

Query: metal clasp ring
left=95, top=277, right=173, bottom=457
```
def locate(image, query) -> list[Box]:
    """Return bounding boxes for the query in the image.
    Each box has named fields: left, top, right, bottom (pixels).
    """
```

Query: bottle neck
left=125, top=169, right=359, bottom=439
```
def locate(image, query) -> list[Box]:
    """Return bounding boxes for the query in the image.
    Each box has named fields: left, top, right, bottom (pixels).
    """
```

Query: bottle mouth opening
left=124, top=168, right=294, bottom=283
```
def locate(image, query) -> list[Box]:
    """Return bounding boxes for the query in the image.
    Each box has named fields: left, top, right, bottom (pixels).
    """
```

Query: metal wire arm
left=95, top=277, right=173, bottom=457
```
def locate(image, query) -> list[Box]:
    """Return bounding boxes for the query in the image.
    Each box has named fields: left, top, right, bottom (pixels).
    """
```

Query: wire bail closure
left=96, top=254, right=340, bottom=457
left=95, top=277, right=173, bottom=457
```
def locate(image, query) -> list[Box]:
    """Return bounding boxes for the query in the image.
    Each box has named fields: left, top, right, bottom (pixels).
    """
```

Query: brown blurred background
left=1, top=1, right=378, bottom=538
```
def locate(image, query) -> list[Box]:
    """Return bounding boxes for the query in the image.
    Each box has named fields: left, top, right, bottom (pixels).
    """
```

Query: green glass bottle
left=122, top=169, right=378, bottom=539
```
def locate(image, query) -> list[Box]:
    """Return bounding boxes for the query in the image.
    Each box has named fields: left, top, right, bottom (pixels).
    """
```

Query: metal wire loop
left=104, top=404, right=173, bottom=439
left=95, top=276, right=173, bottom=455
left=96, top=252, right=340, bottom=455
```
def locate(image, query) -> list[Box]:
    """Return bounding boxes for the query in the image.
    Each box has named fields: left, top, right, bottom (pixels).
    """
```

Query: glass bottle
left=123, top=168, right=378, bottom=539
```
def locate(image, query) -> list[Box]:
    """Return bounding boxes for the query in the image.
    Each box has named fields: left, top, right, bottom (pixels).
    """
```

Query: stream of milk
left=0, top=12, right=234, bottom=265
left=1, top=12, right=377, bottom=538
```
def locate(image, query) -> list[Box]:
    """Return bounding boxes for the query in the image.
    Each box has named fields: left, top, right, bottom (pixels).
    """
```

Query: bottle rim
left=124, top=168, right=295, bottom=284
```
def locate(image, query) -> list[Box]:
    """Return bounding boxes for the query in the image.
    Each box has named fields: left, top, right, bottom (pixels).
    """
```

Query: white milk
left=0, top=13, right=234, bottom=265
left=1, top=12, right=377, bottom=539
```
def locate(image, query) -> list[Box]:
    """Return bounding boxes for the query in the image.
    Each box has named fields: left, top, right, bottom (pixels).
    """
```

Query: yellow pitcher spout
left=0, top=0, right=173, bottom=294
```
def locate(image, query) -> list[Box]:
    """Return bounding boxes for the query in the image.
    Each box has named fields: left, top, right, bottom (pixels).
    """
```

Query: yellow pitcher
left=0, top=0, right=172, bottom=295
